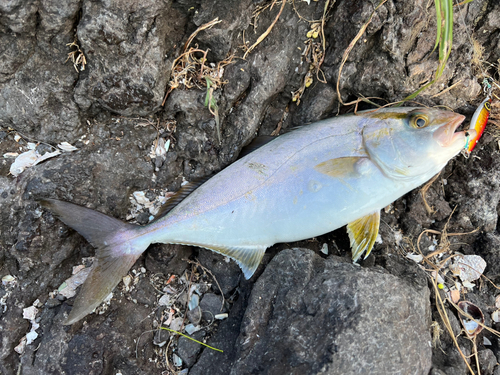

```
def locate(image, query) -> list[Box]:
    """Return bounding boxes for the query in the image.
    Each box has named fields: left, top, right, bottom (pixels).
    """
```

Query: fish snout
left=433, top=113, right=466, bottom=147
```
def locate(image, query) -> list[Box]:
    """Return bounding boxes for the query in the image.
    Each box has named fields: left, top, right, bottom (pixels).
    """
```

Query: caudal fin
left=39, top=199, right=149, bottom=325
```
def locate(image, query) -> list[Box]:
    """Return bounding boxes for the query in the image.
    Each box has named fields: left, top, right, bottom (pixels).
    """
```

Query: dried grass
left=66, top=40, right=87, bottom=72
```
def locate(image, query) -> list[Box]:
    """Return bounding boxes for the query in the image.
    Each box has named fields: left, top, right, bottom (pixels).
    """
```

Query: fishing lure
left=465, top=78, right=493, bottom=154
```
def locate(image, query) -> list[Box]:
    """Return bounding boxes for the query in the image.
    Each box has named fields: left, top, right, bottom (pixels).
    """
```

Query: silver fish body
left=40, top=107, right=466, bottom=324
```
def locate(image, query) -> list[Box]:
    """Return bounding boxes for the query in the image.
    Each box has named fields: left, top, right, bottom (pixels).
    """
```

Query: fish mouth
left=433, top=113, right=470, bottom=147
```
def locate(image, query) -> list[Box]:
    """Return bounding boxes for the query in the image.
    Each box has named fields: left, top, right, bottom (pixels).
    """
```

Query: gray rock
left=479, top=349, right=497, bottom=375
left=73, top=0, right=179, bottom=117
left=231, top=248, right=432, bottom=375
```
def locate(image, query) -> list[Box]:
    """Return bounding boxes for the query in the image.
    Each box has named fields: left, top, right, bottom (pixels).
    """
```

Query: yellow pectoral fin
left=347, top=211, right=380, bottom=262
left=314, top=157, right=373, bottom=180
left=314, top=157, right=360, bottom=178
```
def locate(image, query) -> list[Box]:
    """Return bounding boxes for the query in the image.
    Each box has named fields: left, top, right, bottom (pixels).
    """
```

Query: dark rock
left=198, top=249, right=241, bottom=296
left=189, top=281, right=251, bottom=375
left=129, top=276, right=156, bottom=306
left=231, top=248, right=432, bottom=375
left=45, top=298, right=62, bottom=308
left=145, top=244, right=192, bottom=276
left=177, top=330, right=206, bottom=368
left=291, top=83, right=338, bottom=127
left=199, top=293, right=226, bottom=324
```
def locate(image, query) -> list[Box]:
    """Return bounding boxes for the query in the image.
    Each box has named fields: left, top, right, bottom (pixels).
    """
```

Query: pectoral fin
left=347, top=211, right=380, bottom=262
left=314, top=157, right=373, bottom=181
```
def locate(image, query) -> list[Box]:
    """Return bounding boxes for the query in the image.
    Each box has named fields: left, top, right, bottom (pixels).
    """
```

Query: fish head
left=362, top=108, right=467, bottom=180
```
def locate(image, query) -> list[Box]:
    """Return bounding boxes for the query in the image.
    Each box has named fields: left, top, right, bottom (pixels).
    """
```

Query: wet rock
left=231, top=248, right=432, bottom=375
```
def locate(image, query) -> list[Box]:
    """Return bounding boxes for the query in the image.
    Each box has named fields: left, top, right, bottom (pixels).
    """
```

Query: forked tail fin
left=39, top=199, right=149, bottom=325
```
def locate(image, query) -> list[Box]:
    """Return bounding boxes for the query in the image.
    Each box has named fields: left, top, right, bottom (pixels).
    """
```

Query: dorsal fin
left=238, top=135, right=275, bottom=159
left=154, top=175, right=213, bottom=220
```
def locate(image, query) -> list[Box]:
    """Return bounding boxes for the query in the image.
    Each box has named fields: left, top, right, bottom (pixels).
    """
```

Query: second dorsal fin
left=154, top=175, right=213, bottom=220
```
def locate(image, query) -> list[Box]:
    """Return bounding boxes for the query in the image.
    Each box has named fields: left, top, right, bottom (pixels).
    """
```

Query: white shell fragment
left=26, top=330, right=38, bottom=345
left=158, top=294, right=172, bottom=307
left=451, top=255, right=486, bottom=283
left=320, top=243, right=328, bottom=255
left=58, top=266, right=92, bottom=298
left=122, top=275, right=133, bottom=290
left=14, top=337, right=26, bottom=354
left=23, top=306, right=38, bottom=321
left=188, top=294, right=200, bottom=310
left=2, top=275, right=16, bottom=285
left=57, top=142, right=78, bottom=152
left=9, top=149, right=61, bottom=176
left=491, top=310, right=500, bottom=323
left=185, top=324, right=201, bottom=335
left=3, top=152, right=19, bottom=158
left=406, top=253, right=423, bottom=263
left=172, top=354, right=183, bottom=367
left=169, top=317, right=183, bottom=332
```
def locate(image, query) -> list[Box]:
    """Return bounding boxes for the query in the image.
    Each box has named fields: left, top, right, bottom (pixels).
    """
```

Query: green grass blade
left=160, top=326, right=224, bottom=353
left=432, top=0, right=442, bottom=55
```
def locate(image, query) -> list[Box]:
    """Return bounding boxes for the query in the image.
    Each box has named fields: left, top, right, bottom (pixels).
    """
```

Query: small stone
left=158, top=294, right=171, bottom=307
left=199, top=294, right=225, bottom=323
left=153, top=329, right=170, bottom=347
left=45, top=298, right=62, bottom=308
left=187, top=306, right=202, bottom=325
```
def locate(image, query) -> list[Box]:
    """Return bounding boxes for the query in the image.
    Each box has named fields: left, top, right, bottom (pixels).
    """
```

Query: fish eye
left=485, top=101, right=491, bottom=111
left=410, top=114, right=429, bottom=129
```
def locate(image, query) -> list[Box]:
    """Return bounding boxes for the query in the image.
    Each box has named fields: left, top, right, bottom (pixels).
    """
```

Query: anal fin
left=198, top=244, right=267, bottom=279
left=347, top=211, right=380, bottom=262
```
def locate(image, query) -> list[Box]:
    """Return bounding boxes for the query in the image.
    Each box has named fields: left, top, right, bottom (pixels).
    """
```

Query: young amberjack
left=40, top=107, right=467, bottom=324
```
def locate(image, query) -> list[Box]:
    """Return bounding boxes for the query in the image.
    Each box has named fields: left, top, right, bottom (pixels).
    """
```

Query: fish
left=465, top=96, right=492, bottom=154
left=39, top=107, right=467, bottom=325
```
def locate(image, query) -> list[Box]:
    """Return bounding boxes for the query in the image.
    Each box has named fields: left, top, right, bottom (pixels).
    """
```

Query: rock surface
left=231, top=248, right=432, bottom=375
left=1, top=0, right=500, bottom=374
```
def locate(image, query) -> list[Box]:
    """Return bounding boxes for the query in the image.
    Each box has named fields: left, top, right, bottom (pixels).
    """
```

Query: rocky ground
left=2, top=0, right=500, bottom=374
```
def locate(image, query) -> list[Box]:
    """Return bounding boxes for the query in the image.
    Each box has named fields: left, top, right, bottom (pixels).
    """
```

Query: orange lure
left=466, top=97, right=492, bottom=153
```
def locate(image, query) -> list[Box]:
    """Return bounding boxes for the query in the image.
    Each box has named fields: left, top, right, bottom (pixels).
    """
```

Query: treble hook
left=482, top=77, right=493, bottom=98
